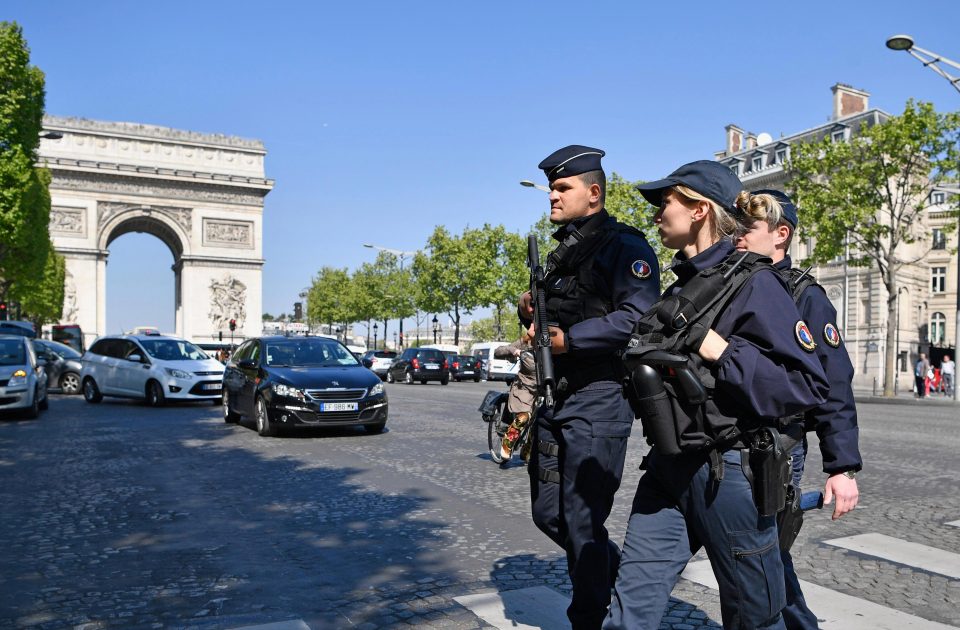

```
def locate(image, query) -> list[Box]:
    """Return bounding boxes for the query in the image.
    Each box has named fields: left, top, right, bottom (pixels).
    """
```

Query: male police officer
left=518, top=145, right=660, bottom=629
left=736, top=189, right=862, bottom=630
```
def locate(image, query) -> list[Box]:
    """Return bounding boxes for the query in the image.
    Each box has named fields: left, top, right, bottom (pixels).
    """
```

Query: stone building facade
left=714, top=84, right=957, bottom=392
left=39, top=116, right=274, bottom=347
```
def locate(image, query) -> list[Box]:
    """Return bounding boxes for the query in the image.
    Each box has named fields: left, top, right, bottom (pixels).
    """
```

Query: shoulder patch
left=795, top=320, right=816, bottom=352
left=631, top=259, right=652, bottom=279
left=823, top=323, right=841, bottom=348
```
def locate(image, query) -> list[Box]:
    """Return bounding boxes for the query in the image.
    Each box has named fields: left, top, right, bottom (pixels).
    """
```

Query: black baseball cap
left=636, top=160, right=744, bottom=214
left=754, top=189, right=798, bottom=228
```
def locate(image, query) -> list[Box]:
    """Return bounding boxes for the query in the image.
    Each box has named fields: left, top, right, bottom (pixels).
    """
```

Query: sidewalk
left=853, top=387, right=959, bottom=406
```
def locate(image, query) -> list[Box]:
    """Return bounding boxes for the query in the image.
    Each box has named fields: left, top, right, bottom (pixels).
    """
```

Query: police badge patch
left=823, top=323, right=841, bottom=348
left=631, top=260, right=652, bottom=279
left=795, top=320, right=816, bottom=352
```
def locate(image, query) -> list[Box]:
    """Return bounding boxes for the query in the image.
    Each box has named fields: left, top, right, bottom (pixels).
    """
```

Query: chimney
left=713, top=150, right=727, bottom=161
left=725, top=124, right=744, bottom=155
left=831, top=83, right=870, bottom=120
left=745, top=133, right=758, bottom=150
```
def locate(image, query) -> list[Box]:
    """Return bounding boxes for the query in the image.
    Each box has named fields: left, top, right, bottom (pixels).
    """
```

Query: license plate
left=424, top=364, right=439, bottom=370
left=320, top=402, right=359, bottom=412
left=202, top=383, right=221, bottom=390
left=463, top=370, right=474, bottom=375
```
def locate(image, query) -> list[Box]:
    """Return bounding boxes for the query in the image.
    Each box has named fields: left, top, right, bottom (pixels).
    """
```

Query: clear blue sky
left=6, top=0, right=960, bottom=336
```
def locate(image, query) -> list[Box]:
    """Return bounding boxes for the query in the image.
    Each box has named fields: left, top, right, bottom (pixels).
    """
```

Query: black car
left=450, top=354, right=482, bottom=382
left=386, top=347, right=450, bottom=385
left=222, top=336, right=387, bottom=437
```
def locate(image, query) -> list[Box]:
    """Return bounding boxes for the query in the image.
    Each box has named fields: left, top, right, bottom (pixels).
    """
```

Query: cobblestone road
left=1, top=382, right=958, bottom=629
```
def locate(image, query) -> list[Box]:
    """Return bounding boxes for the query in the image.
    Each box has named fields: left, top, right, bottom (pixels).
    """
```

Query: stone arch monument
left=39, top=115, right=274, bottom=346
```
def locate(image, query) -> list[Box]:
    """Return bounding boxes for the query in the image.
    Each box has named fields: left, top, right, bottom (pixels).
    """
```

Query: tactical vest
left=623, top=251, right=775, bottom=456
left=781, top=266, right=818, bottom=302
left=543, top=217, right=645, bottom=332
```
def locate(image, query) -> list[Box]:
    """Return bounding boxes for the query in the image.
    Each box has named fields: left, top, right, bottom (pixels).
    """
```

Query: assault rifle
left=527, top=234, right=556, bottom=409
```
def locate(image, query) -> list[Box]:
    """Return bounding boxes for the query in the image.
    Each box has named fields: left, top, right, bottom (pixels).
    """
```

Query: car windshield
left=0, top=339, right=26, bottom=366
left=139, top=339, right=209, bottom=361
left=47, top=342, right=82, bottom=360
left=264, top=339, right=360, bottom=367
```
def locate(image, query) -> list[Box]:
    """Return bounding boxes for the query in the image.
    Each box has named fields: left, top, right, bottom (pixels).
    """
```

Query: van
left=470, top=342, right=519, bottom=381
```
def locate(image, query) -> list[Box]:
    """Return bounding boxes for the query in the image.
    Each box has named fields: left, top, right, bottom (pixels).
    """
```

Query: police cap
left=636, top=160, right=743, bottom=214
left=754, top=189, right=798, bottom=228
left=539, top=145, right=605, bottom=182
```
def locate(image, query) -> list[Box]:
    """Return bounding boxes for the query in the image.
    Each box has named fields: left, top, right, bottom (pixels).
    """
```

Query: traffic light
left=0, top=301, right=6, bottom=321
left=229, top=318, right=237, bottom=332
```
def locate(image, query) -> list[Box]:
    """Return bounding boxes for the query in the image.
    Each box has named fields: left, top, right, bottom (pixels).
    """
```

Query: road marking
left=946, top=520, right=960, bottom=528
left=681, top=560, right=956, bottom=630
left=230, top=622, right=311, bottom=630
left=455, top=586, right=570, bottom=630
left=823, top=533, right=960, bottom=579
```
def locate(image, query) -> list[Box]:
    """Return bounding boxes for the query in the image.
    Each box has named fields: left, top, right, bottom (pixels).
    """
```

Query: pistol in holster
left=747, top=426, right=791, bottom=517
left=777, top=488, right=824, bottom=552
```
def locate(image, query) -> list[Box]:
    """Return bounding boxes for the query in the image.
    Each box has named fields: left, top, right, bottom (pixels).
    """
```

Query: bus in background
left=52, top=324, right=85, bottom=353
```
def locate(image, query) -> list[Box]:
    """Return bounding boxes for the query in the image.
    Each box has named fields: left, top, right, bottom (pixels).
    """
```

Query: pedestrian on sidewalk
left=915, top=353, right=930, bottom=398
left=941, top=355, right=955, bottom=397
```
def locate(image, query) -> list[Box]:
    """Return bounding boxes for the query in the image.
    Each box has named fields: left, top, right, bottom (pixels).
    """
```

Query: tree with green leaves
left=0, top=22, right=55, bottom=304
left=13, top=249, right=64, bottom=329
left=306, top=267, right=352, bottom=336
left=787, top=100, right=960, bottom=397
left=413, top=226, right=491, bottom=345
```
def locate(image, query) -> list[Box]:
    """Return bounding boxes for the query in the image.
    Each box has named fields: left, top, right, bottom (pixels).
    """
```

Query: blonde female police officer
left=735, top=189, right=861, bottom=630
left=603, top=161, right=828, bottom=630
left=518, top=145, right=660, bottom=630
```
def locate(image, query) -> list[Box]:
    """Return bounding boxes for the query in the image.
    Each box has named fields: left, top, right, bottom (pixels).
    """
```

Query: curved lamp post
left=520, top=180, right=551, bottom=193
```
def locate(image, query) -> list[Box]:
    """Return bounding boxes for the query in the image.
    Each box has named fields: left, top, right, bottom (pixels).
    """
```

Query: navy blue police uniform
left=755, top=189, right=862, bottom=630
left=523, top=145, right=661, bottom=630
left=603, top=162, right=829, bottom=630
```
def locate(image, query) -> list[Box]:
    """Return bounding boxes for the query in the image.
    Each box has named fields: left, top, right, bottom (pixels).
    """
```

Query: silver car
left=33, top=339, right=83, bottom=395
left=0, top=335, right=49, bottom=418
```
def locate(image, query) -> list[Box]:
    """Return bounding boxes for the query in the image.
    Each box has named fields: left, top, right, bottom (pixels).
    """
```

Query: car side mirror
left=362, top=358, right=373, bottom=368
left=238, top=359, right=256, bottom=369
left=127, top=354, right=143, bottom=363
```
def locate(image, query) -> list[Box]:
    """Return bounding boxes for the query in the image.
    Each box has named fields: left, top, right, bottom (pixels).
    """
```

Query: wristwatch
left=842, top=470, right=857, bottom=479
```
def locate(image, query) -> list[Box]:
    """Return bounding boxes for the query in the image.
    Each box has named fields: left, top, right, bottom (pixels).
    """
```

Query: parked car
left=80, top=334, right=224, bottom=406
left=33, top=339, right=83, bottom=395
left=222, top=336, right=387, bottom=436
left=470, top=342, right=519, bottom=381
left=450, top=354, right=482, bottom=382
left=0, top=334, right=48, bottom=418
left=386, top=347, right=450, bottom=385
left=360, top=350, right=397, bottom=379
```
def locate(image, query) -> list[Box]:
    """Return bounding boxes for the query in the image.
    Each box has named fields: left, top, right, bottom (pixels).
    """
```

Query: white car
left=80, top=334, right=224, bottom=406
left=0, top=334, right=49, bottom=418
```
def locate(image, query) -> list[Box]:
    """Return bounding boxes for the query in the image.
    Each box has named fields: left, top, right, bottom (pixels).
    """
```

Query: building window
left=729, top=162, right=741, bottom=176
left=831, top=129, right=847, bottom=143
left=931, top=266, right=947, bottom=293
left=931, top=312, right=946, bottom=345
left=931, top=191, right=946, bottom=205
left=933, top=228, right=946, bottom=250
left=775, top=148, right=788, bottom=164
left=751, top=155, right=763, bottom=171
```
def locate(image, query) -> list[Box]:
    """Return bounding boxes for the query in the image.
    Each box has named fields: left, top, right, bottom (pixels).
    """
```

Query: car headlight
left=272, top=382, right=305, bottom=400
left=369, top=382, right=384, bottom=396
left=8, top=369, right=27, bottom=388
left=164, top=368, right=193, bottom=379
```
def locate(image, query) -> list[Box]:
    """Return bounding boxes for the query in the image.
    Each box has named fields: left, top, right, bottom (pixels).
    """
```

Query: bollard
left=873, top=377, right=878, bottom=397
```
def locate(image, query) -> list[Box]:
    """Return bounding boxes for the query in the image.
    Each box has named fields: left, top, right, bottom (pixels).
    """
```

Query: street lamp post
left=432, top=315, right=439, bottom=344
left=373, top=322, right=378, bottom=351
left=520, top=180, right=551, bottom=193
left=886, top=35, right=960, bottom=401
left=363, top=243, right=416, bottom=349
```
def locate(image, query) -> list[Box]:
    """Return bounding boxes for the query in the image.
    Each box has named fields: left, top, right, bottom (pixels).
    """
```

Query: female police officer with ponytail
left=602, top=161, right=829, bottom=630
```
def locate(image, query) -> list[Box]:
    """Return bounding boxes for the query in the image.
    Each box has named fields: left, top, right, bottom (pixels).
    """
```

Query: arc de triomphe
left=38, top=115, right=273, bottom=346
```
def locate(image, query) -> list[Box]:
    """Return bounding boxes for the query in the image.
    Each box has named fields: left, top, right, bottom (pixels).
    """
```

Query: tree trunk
left=365, top=319, right=371, bottom=348
left=883, top=266, right=898, bottom=397
left=495, top=305, right=503, bottom=340
left=452, top=304, right=461, bottom=346
left=382, top=319, right=388, bottom=349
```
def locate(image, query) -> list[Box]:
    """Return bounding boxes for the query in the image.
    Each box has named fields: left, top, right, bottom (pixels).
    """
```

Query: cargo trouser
left=604, top=449, right=787, bottom=630
left=529, top=380, right=633, bottom=630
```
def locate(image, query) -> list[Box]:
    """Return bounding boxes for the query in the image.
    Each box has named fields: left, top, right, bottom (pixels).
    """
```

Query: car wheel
left=421, top=379, right=427, bottom=385
left=145, top=380, right=165, bottom=407
left=440, top=377, right=449, bottom=386
left=39, top=392, right=49, bottom=410
left=255, top=396, right=276, bottom=437
left=82, top=378, right=103, bottom=403
left=59, top=372, right=81, bottom=395
left=363, top=420, right=386, bottom=434
left=25, top=388, right=40, bottom=419
left=223, top=390, right=241, bottom=423
left=404, top=370, right=413, bottom=385
left=386, top=371, right=394, bottom=384
left=474, top=376, right=481, bottom=383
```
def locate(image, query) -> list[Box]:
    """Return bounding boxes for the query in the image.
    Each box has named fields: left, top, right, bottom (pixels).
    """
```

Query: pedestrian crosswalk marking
left=681, top=560, right=956, bottom=629
left=823, top=533, right=960, bottom=579
left=455, top=586, right=571, bottom=630
left=946, top=520, right=960, bottom=528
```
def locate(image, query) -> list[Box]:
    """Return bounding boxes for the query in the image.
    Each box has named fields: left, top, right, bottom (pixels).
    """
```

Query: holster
left=746, top=427, right=791, bottom=517
left=776, top=484, right=803, bottom=551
